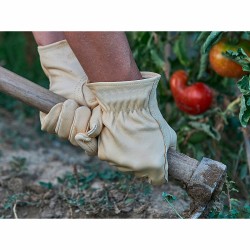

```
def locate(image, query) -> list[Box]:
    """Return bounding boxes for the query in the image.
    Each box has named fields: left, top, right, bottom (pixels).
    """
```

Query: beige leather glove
left=87, top=72, right=177, bottom=184
left=38, top=40, right=102, bottom=155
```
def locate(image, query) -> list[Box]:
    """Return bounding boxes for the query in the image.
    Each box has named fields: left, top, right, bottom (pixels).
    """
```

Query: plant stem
left=13, top=202, right=18, bottom=219
left=232, top=142, right=244, bottom=178
left=225, top=180, right=232, bottom=212
left=165, top=200, right=184, bottom=219
left=241, top=127, right=250, bottom=174
left=223, top=96, right=241, bottom=115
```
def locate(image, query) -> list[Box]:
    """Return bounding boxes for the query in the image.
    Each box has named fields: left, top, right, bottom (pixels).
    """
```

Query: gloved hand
left=38, top=40, right=102, bottom=155
left=87, top=72, right=177, bottom=184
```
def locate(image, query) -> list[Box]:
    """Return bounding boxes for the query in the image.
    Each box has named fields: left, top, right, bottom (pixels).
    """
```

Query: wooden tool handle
left=0, top=66, right=200, bottom=182
left=0, top=66, right=66, bottom=113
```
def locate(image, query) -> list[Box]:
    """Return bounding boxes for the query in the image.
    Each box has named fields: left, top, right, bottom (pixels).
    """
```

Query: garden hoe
left=0, top=66, right=227, bottom=218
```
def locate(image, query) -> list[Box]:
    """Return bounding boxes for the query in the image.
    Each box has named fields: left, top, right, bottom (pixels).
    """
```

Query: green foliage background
left=0, top=32, right=49, bottom=117
left=0, top=32, right=250, bottom=218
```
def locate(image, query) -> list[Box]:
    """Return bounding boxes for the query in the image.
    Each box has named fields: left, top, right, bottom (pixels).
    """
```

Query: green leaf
left=150, top=49, right=165, bottom=70
left=240, top=164, right=248, bottom=179
left=173, top=33, right=189, bottom=66
left=39, top=181, right=53, bottom=190
left=125, top=198, right=135, bottom=204
left=239, top=95, right=250, bottom=127
left=224, top=52, right=250, bottom=127
left=242, top=32, right=250, bottom=40
left=162, top=192, right=177, bottom=203
left=98, top=169, right=120, bottom=180
left=202, top=32, right=223, bottom=53
left=195, top=32, right=210, bottom=45
left=66, top=197, right=85, bottom=207
left=197, top=51, right=208, bottom=80
left=188, top=121, right=221, bottom=141
left=224, top=48, right=250, bottom=72
left=237, top=75, right=250, bottom=95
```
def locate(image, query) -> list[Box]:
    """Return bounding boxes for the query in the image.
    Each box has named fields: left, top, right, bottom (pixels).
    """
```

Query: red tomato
left=170, top=70, right=213, bottom=115
left=209, top=39, right=250, bottom=78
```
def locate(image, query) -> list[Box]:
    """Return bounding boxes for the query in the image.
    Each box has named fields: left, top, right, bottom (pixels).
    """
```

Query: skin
left=32, top=32, right=142, bottom=82
left=32, top=32, right=65, bottom=46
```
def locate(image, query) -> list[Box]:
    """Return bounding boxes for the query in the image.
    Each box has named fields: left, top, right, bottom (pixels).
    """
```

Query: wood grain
left=0, top=66, right=65, bottom=113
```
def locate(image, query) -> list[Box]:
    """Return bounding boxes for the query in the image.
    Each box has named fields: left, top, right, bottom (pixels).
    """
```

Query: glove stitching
left=103, top=108, right=150, bottom=114
left=55, top=110, right=63, bottom=136
left=78, top=139, right=97, bottom=155
left=69, top=108, right=78, bottom=144
left=75, top=76, right=86, bottom=104
left=147, top=80, right=168, bottom=180
left=86, top=141, right=97, bottom=153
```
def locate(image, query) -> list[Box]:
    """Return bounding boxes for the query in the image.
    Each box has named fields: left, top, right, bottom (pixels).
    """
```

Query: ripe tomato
left=170, top=70, right=213, bottom=115
left=209, top=39, right=250, bottom=78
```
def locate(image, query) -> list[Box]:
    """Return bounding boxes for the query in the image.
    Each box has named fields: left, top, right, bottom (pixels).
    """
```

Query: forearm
left=64, top=32, right=142, bottom=82
left=32, top=32, right=65, bottom=46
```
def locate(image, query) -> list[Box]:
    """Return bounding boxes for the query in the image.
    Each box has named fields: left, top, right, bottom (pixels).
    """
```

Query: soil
left=0, top=108, right=195, bottom=219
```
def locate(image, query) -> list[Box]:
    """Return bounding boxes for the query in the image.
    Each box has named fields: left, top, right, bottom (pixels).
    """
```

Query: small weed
left=39, top=181, right=54, bottom=190
left=2, top=193, right=26, bottom=210
left=57, top=167, right=97, bottom=209
left=208, top=179, right=250, bottom=218
left=63, top=196, right=85, bottom=207
left=125, top=198, right=135, bottom=205
left=9, top=156, right=27, bottom=172
left=162, top=192, right=183, bottom=219
left=98, top=169, right=123, bottom=181
left=1, top=192, right=40, bottom=218
left=208, top=201, right=250, bottom=219
left=57, top=171, right=96, bottom=191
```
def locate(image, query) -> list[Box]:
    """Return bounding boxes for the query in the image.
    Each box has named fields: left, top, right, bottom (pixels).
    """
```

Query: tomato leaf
left=195, top=32, right=210, bottom=45
left=188, top=121, right=221, bottom=141
left=197, top=51, right=208, bottom=80
left=237, top=75, right=250, bottom=95
left=239, top=95, right=250, bottom=127
left=224, top=48, right=250, bottom=72
left=150, top=49, right=165, bottom=70
left=202, top=32, right=223, bottom=53
left=224, top=49, right=250, bottom=127
left=173, top=33, right=189, bottom=66
left=242, top=32, right=250, bottom=41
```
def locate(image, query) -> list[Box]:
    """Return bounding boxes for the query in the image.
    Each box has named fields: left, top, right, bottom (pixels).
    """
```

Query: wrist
left=33, top=32, right=65, bottom=46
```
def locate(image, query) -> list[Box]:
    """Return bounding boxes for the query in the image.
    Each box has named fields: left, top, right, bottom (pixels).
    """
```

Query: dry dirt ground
left=0, top=108, right=194, bottom=219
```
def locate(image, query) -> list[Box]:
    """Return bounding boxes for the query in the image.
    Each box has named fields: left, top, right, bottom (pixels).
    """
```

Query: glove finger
left=40, top=103, right=63, bottom=133
left=87, top=105, right=103, bottom=138
left=138, top=168, right=165, bottom=185
left=83, top=84, right=98, bottom=109
left=75, top=133, right=98, bottom=156
left=69, top=106, right=91, bottom=145
left=111, top=163, right=165, bottom=186
left=55, top=99, right=79, bottom=139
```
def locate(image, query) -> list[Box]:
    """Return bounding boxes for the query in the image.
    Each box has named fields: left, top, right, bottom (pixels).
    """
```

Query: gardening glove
left=38, top=40, right=102, bottom=155
left=87, top=72, right=177, bottom=185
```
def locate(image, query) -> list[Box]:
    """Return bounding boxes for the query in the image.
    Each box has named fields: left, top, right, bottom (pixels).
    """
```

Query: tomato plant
left=128, top=31, right=250, bottom=218
left=170, top=70, right=213, bottom=115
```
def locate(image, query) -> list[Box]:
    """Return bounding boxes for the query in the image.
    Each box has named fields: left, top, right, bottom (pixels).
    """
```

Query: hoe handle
left=0, top=66, right=200, bottom=182
left=0, top=66, right=66, bottom=114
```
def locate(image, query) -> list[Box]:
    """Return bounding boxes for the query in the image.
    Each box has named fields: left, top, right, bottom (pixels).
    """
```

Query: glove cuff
left=38, top=40, right=88, bottom=106
left=86, top=72, right=161, bottom=112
